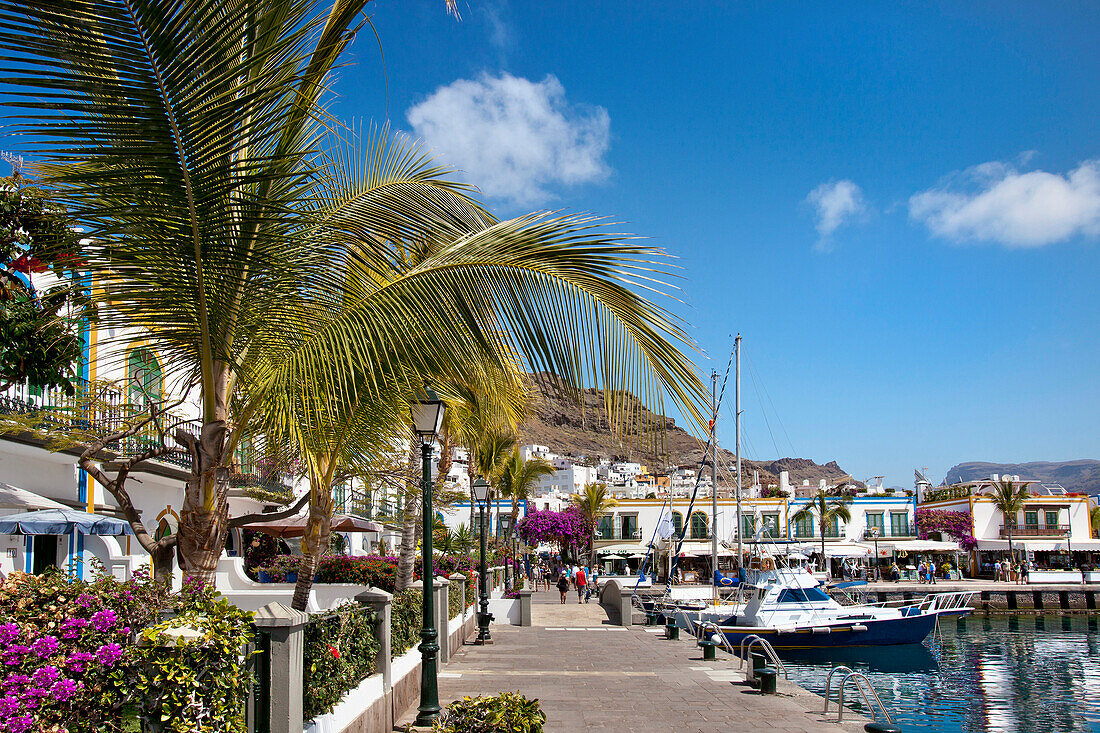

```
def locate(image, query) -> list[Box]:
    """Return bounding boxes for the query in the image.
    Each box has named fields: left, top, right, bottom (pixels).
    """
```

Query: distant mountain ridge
left=944, top=460, right=1100, bottom=495
left=517, top=378, right=856, bottom=489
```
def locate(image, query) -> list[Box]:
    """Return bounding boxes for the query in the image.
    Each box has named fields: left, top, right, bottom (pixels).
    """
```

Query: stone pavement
left=397, top=588, right=867, bottom=732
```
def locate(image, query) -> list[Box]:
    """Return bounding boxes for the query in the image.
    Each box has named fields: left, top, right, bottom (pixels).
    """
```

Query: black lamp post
left=867, top=527, right=881, bottom=581
left=473, top=477, right=493, bottom=644
left=410, top=387, right=445, bottom=727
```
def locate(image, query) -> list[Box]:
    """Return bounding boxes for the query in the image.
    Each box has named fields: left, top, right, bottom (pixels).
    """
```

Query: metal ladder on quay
left=823, top=665, right=897, bottom=730
left=693, top=624, right=788, bottom=682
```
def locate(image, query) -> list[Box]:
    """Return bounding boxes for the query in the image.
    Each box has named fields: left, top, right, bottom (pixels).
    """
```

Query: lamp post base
left=475, top=637, right=494, bottom=645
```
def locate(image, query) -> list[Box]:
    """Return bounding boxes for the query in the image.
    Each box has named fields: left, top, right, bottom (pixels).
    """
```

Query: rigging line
left=746, top=350, right=797, bottom=457
left=746, top=356, right=781, bottom=460
left=663, top=348, right=735, bottom=597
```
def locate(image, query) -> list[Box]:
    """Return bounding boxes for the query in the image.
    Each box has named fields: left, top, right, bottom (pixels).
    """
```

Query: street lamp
left=867, top=527, right=881, bottom=581
left=410, top=387, right=445, bottom=727
left=472, top=477, right=493, bottom=645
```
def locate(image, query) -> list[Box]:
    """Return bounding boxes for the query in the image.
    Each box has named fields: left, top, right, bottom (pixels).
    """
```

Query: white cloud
left=406, top=73, right=610, bottom=206
left=805, top=180, right=867, bottom=251
left=908, top=159, right=1100, bottom=247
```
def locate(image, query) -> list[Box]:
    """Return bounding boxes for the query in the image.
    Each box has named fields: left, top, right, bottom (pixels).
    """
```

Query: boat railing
left=738, top=635, right=788, bottom=680
left=859, top=590, right=976, bottom=612
left=823, top=666, right=893, bottom=724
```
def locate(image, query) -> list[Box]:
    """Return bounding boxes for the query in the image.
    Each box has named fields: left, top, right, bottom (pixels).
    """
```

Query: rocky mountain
left=516, top=378, right=856, bottom=488
left=944, top=460, right=1100, bottom=495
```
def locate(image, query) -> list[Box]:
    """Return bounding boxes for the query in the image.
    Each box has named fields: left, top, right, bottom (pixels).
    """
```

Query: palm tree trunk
left=395, top=443, right=421, bottom=591
left=291, top=475, right=335, bottom=611
left=177, top=417, right=231, bottom=587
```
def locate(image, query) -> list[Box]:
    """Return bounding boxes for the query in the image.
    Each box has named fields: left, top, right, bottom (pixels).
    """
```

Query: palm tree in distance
left=986, top=478, right=1033, bottom=563
left=571, top=482, right=619, bottom=568
left=499, top=447, right=556, bottom=538
left=790, top=490, right=852, bottom=578
left=1090, top=504, right=1100, bottom=539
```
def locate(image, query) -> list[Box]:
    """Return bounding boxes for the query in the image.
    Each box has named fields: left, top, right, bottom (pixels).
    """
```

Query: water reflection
left=779, top=615, right=1100, bottom=733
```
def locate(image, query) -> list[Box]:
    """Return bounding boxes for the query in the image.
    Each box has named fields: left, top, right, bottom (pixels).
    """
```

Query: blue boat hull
left=710, top=612, right=941, bottom=649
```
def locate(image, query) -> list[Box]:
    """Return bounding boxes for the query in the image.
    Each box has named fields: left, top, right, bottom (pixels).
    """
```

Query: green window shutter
left=690, top=512, right=708, bottom=539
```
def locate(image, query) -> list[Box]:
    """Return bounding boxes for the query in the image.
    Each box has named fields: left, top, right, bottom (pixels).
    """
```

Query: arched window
left=690, top=511, right=709, bottom=540
left=671, top=511, right=684, bottom=537
left=127, top=347, right=163, bottom=405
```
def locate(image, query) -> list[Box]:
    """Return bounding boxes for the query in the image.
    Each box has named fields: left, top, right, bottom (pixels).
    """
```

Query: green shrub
left=302, top=603, right=380, bottom=720
left=133, top=579, right=255, bottom=733
left=448, top=582, right=463, bottom=621
left=465, top=575, right=477, bottom=607
left=432, top=691, right=546, bottom=733
left=390, top=589, right=423, bottom=659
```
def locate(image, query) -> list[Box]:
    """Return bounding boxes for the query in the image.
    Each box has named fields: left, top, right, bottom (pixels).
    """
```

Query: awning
left=238, top=513, right=382, bottom=538
left=0, top=509, right=132, bottom=536
left=792, top=542, right=869, bottom=557
left=879, top=539, right=960, bottom=552
left=0, top=482, right=69, bottom=512
left=977, top=539, right=1100, bottom=552
left=596, top=543, right=648, bottom=555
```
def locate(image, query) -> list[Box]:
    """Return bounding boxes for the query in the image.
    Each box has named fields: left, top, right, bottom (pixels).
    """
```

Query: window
left=777, top=587, right=830, bottom=603
left=794, top=514, right=815, bottom=538
left=671, top=511, right=684, bottom=537
left=761, top=513, right=780, bottom=538
left=690, top=512, right=709, bottom=539
left=1045, top=510, right=1059, bottom=528
left=823, top=516, right=840, bottom=538
left=742, top=514, right=756, bottom=539
left=334, top=481, right=347, bottom=512
left=866, top=513, right=885, bottom=534
left=127, top=347, right=163, bottom=405
left=890, top=512, right=910, bottom=536
left=620, top=514, right=638, bottom=540
left=596, top=515, right=613, bottom=540
left=1024, top=511, right=1038, bottom=528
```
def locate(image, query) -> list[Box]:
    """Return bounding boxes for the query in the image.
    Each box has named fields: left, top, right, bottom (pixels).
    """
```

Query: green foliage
left=448, top=581, right=464, bottom=621
left=465, top=575, right=477, bottom=607
left=303, top=603, right=380, bottom=720
left=133, top=580, right=254, bottom=733
left=0, top=175, right=90, bottom=393
left=432, top=691, right=546, bottom=733
left=390, top=589, right=423, bottom=659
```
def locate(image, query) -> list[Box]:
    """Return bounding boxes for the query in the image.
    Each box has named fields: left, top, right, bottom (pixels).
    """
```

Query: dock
left=397, top=590, right=869, bottom=732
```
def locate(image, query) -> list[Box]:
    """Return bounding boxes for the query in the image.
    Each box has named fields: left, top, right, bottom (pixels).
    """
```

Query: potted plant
left=258, top=555, right=301, bottom=583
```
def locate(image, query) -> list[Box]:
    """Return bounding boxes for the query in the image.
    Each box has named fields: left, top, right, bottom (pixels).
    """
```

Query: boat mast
left=711, top=370, right=719, bottom=605
left=735, top=334, right=743, bottom=567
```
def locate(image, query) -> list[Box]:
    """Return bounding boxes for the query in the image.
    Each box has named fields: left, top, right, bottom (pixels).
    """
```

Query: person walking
left=575, top=565, right=588, bottom=603
left=891, top=562, right=900, bottom=583
left=556, top=571, right=569, bottom=604
left=928, top=561, right=937, bottom=585
left=917, top=561, right=927, bottom=584
left=994, top=559, right=1002, bottom=582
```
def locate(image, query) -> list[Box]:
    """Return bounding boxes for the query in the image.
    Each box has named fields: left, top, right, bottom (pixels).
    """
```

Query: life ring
left=761, top=557, right=774, bottom=571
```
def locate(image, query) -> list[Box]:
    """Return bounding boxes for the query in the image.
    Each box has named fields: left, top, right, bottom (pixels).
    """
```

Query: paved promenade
left=397, top=589, right=867, bottom=732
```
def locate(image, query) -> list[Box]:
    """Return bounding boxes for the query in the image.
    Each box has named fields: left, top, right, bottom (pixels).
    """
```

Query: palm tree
left=453, top=523, right=473, bottom=554
left=499, top=447, right=556, bottom=539
left=570, top=482, right=619, bottom=567
left=790, top=490, right=852, bottom=577
left=986, top=478, right=1032, bottom=563
left=7, top=0, right=710, bottom=586
left=1090, top=504, right=1100, bottom=539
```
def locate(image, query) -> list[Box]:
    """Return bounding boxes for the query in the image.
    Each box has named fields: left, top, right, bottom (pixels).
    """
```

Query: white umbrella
left=628, top=553, right=647, bottom=559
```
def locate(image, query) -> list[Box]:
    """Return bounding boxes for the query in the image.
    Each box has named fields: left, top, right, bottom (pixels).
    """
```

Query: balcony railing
left=1001, top=524, right=1070, bottom=538
left=595, top=528, right=643, bottom=541
left=1, top=378, right=289, bottom=482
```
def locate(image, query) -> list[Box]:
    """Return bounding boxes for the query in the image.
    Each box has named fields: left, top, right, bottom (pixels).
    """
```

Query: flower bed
left=256, top=554, right=302, bottom=583
left=314, top=555, right=397, bottom=590
left=303, top=603, right=380, bottom=720
left=0, top=569, right=252, bottom=733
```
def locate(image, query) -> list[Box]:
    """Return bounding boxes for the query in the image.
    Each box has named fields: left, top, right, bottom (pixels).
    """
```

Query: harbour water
left=780, top=615, right=1100, bottom=733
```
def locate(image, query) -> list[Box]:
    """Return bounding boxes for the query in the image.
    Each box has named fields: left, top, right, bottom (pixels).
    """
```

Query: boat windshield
left=776, top=587, right=830, bottom=603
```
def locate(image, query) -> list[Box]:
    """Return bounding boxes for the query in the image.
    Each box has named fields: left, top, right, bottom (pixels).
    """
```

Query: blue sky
left=334, top=1, right=1100, bottom=486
